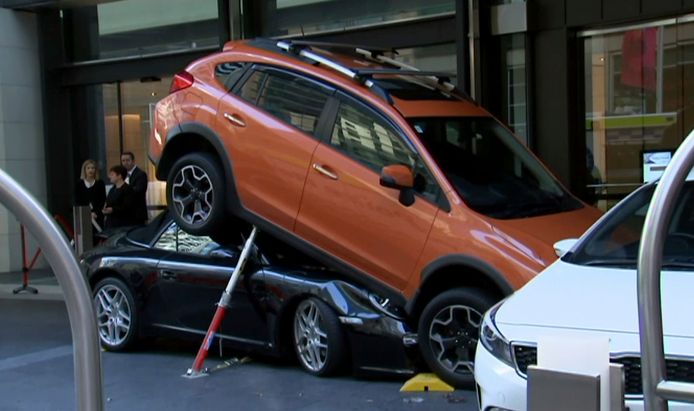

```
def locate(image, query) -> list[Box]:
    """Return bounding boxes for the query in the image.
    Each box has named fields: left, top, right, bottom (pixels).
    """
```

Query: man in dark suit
left=121, top=151, right=148, bottom=225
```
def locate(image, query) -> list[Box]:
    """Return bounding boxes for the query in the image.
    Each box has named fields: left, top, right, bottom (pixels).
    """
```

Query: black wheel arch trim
left=405, top=254, right=515, bottom=315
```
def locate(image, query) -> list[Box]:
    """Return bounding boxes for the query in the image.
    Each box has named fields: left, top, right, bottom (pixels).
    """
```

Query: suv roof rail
left=355, top=48, right=475, bottom=102
left=278, top=39, right=396, bottom=55
left=276, top=40, right=393, bottom=103
left=275, top=39, right=473, bottom=104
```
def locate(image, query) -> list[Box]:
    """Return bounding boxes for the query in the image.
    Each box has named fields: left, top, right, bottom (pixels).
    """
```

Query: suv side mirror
left=380, top=164, right=415, bottom=206
left=380, top=164, right=414, bottom=190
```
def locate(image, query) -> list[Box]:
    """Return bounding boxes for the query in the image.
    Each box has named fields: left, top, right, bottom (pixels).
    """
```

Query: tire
left=417, top=288, right=496, bottom=389
left=93, top=277, right=139, bottom=351
left=292, top=297, right=346, bottom=376
left=166, top=153, right=227, bottom=236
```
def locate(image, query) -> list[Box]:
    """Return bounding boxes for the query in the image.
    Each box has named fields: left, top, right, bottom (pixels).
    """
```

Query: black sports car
left=79, top=212, right=416, bottom=377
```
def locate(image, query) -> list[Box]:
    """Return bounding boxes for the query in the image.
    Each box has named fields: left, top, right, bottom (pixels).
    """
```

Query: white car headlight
left=480, top=300, right=514, bottom=367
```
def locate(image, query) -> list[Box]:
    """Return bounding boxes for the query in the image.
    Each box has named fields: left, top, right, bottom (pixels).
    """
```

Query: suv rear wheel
left=167, top=153, right=227, bottom=236
left=418, top=288, right=496, bottom=388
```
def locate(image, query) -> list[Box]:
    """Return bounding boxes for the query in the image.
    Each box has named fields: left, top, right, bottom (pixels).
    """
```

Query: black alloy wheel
left=418, top=288, right=496, bottom=388
left=167, top=153, right=226, bottom=236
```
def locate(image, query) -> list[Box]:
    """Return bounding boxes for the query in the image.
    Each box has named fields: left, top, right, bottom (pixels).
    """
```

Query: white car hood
left=496, top=260, right=694, bottom=339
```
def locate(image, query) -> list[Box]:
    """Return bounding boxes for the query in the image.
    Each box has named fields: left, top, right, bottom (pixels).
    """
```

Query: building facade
left=0, top=0, right=692, bottom=271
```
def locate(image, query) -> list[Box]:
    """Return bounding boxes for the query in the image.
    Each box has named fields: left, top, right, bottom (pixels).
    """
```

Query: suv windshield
left=409, top=116, right=582, bottom=219
left=568, top=181, right=694, bottom=270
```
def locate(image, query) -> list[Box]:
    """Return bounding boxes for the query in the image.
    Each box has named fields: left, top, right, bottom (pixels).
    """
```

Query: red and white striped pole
left=184, top=226, right=258, bottom=378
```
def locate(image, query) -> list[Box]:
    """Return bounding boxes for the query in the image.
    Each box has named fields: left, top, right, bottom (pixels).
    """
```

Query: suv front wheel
left=418, top=288, right=496, bottom=388
left=167, top=152, right=227, bottom=236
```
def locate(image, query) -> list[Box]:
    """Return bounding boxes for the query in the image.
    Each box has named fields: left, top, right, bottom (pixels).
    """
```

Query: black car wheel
left=293, top=297, right=346, bottom=376
left=167, top=153, right=226, bottom=236
left=93, top=277, right=138, bottom=351
left=418, top=288, right=496, bottom=389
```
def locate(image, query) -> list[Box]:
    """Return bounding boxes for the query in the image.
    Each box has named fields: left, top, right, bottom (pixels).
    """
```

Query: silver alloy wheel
left=94, top=284, right=132, bottom=347
left=171, top=164, right=214, bottom=225
left=294, top=300, right=329, bottom=372
left=428, top=304, right=482, bottom=375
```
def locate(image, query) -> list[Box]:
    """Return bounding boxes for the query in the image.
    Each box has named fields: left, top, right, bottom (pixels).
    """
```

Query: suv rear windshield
left=409, top=116, right=582, bottom=219
left=567, top=181, right=694, bottom=270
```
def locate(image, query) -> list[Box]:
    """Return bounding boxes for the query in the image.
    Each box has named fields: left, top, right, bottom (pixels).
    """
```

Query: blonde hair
left=80, top=159, right=100, bottom=180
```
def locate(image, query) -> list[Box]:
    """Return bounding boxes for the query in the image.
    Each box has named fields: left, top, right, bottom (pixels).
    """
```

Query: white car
left=474, top=178, right=694, bottom=411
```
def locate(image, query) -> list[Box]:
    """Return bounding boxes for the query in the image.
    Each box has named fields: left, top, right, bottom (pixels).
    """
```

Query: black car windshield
left=568, top=181, right=694, bottom=270
left=409, top=116, right=582, bottom=219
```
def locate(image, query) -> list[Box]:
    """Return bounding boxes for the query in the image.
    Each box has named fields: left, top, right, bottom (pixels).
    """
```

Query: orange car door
left=216, top=66, right=333, bottom=231
left=295, top=93, right=441, bottom=291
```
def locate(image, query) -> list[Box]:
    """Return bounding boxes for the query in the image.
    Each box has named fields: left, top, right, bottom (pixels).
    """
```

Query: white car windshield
left=409, top=116, right=583, bottom=219
left=567, top=181, right=694, bottom=269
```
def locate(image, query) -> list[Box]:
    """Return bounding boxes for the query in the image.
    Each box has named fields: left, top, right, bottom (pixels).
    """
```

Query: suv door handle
left=224, top=112, right=246, bottom=127
left=312, top=163, right=338, bottom=180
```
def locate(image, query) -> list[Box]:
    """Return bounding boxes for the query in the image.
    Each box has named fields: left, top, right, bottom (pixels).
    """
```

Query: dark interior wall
left=530, top=28, right=572, bottom=185
left=38, top=10, right=76, bottom=221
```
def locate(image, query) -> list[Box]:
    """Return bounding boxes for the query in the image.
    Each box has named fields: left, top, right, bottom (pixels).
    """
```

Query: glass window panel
left=583, top=21, right=692, bottom=209
left=261, top=0, right=454, bottom=37
left=215, top=63, right=247, bottom=91
left=255, top=71, right=331, bottom=136
left=395, top=43, right=457, bottom=83
left=500, top=33, right=528, bottom=144
left=64, top=0, right=219, bottom=61
left=239, top=71, right=266, bottom=104
left=331, top=97, right=441, bottom=203
left=119, top=77, right=172, bottom=220
left=102, top=83, right=120, bottom=178
left=331, top=99, right=415, bottom=170
left=153, top=223, right=178, bottom=251
left=174, top=227, right=216, bottom=254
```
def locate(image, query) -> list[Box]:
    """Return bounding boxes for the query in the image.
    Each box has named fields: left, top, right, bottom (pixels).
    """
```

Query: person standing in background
left=74, top=159, right=106, bottom=233
left=103, top=165, right=135, bottom=230
left=120, top=151, right=148, bottom=225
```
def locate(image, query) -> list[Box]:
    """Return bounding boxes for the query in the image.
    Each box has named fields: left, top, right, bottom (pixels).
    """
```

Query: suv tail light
left=170, top=71, right=194, bottom=93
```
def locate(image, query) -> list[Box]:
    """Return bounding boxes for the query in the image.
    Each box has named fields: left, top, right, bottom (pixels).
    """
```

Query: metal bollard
left=73, top=205, right=93, bottom=255
left=0, top=168, right=103, bottom=411
left=638, top=129, right=694, bottom=410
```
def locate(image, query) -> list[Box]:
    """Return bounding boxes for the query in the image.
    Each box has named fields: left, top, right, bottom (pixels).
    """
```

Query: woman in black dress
left=103, top=165, right=136, bottom=230
left=74, top=159, right=106, bottom=232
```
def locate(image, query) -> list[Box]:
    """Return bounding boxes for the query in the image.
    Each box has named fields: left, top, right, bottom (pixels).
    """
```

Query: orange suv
left=149, top=38, right=600, bottom=387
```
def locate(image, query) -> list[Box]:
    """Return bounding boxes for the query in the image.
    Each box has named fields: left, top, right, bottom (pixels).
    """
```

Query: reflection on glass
left=64, top=0, right=219, bottom=61
left=262, top=0, right=454, bottom=37
left=120, top=77, right=172, bottom=219
left=583, top=20, right=694, bottom=208
left=409, top=116, right=581, bottom=219
left=395, top=43, right=457, bottom=83
left=500, top=34, right=527, bottom=143
left=102, top=84, right=120, bottom=176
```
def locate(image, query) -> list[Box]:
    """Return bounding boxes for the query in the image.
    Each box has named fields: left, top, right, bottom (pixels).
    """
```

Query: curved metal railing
left=638, top=129, right=694, bottom=411
left=0, top=168, right=103, bottom=410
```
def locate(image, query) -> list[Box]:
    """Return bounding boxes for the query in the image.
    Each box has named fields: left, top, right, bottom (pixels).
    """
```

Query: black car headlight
left=480, top=300, right=514, bottom=367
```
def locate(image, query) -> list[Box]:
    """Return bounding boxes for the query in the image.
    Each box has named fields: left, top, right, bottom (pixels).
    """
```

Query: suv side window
left=330, top=94, right=443, bottom=205
left=238, top=70, right=266, bottom=104
left=214, top=62, right=246, bottom=91
left=237, top=68, right=331, bottom=136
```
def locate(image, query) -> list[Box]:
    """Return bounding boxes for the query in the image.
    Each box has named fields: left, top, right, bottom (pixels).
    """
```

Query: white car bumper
left=475, top=342, right=526, bottom=411
left=474, top=343, right=694, bottom=411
